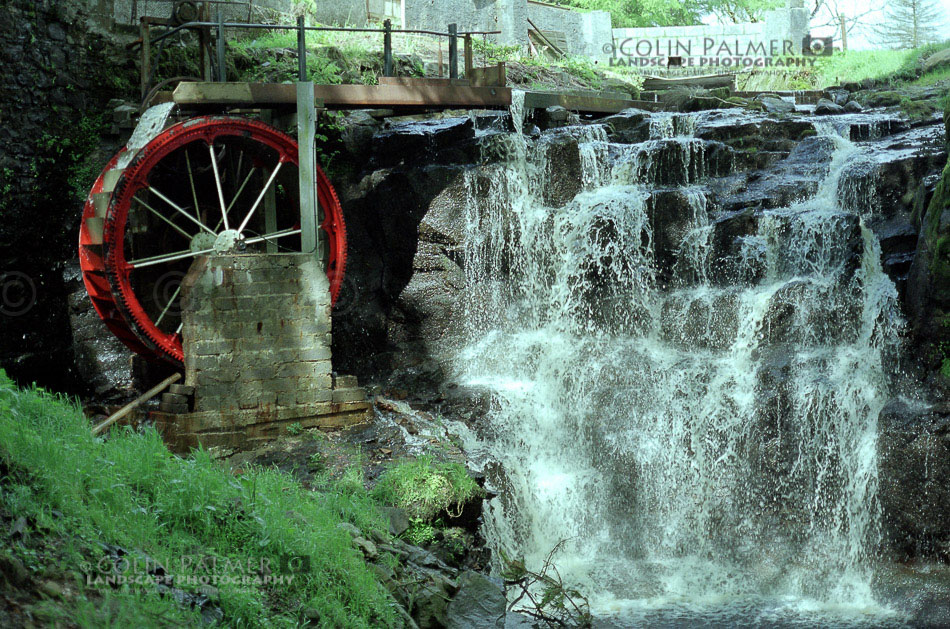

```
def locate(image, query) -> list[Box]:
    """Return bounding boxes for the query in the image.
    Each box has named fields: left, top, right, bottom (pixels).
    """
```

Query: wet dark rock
left=814, top=98, right=845, bottom=115
left=824, top=88, right=850, bottom=106
left=600, top=108, right=652, bottom=143
left=536, top=130, right=584, bottom=205
left=760, top=96, right=795, bottom=114
left=844, top=100, right=864, bottom=113
left=340, top=110, right=383, bottom=157
left=446, top=571, right=506, bottom=629
left=878, top=398, right=950, bottom=560
left=372, top=117, right=475, bottom=168
left=531, top=105, right=578, bottom=130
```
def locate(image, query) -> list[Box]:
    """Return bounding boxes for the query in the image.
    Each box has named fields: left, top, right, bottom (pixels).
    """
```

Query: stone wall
left=0, top=0, right=138, bottom=395
left=181, top=254, right=332, bottom=412
left=95, top=0, right=295, bottom=26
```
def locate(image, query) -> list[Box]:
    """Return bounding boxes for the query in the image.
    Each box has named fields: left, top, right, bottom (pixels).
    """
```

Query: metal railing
left=135, top=10, right=500, bottom=101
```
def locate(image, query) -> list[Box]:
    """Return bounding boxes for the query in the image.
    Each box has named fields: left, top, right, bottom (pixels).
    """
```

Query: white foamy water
left=453, top=111, right=905, bottom=625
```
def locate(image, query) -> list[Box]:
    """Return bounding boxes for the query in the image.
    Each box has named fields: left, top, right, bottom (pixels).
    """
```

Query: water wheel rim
left=100, top=116, right=347, bottom=366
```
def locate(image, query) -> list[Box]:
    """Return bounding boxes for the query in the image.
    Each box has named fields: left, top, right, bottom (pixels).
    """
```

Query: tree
left=557, top=0, right=703, bottom=28
left=695, top=0, right=783, bottom=23
left=808, top=0, right=884, bottom=51
left=873, top=0, right=944, bottom=49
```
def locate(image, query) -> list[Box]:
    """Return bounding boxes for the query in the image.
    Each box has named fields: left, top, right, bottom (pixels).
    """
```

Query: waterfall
left=454, top=110, right=904, bottom=623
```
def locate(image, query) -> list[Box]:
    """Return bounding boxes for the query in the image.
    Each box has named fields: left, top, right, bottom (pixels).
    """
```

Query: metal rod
left=138, top=20, right=500, bottom=48
left=448, top=23, right=458, bottom=80
left=297, top=15, right=307, bottom=81
left=238, top=162, right=283, bottom=234
left=383, top=19, right=393, bottom=77
left=148, top=186, right=216, bottom=236
left=134, top=197, right=193, bottom=241
left=216, top=10, right=226, bottom=82
left=208, top=142, right=230, bottom=230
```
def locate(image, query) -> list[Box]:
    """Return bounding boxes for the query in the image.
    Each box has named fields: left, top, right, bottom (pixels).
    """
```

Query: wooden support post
left=448, top=23, right=458, bottom=80
left=297, top=82, right=320, bottom=259
left=383, top=19, right=393, bottom=77
left=216, top=10, right=226, bottom=82
left=92, top=373, right=181, bottom=436
left=463, top=34, right=473, bottom=78
left=140, top=19, right=150, bottom=101
left=297, top=15, right=307, bottom=81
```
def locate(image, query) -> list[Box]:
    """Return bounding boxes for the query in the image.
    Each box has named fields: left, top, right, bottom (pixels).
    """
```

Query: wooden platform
left=172, top=81, right=675, bottom=115
left=173, top=81, right=512, bottom=110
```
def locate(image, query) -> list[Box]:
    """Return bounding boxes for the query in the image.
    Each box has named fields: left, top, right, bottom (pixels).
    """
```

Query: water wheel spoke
left=185, top=148, right=200, bottom=217
left=133, top=196, right=193, bottom=242
left=237, top=162, right=283, bottom=234
left=243, top=227, right=301, bottom=247
left=148, top=185, right=217, bottom=236
left=155, top=283, right=182, bottom=327
left=129, top=246, right=215, bottom=269
left=209, top=141, right=230, bottom=231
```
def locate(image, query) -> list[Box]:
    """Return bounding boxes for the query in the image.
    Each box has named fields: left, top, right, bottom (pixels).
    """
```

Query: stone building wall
left=181, top=254, right=332, bottom=413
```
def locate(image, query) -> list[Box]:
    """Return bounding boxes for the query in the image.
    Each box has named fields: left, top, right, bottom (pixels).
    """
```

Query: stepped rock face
left=334, top=104, right=949, bottom=567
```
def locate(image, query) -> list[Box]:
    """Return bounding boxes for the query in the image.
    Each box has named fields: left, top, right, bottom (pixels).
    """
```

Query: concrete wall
left=404, top=0, right=526, bottom=46
left=318, top=0, right=369, bottom=27
left=526, top=0, right=610, bottom=59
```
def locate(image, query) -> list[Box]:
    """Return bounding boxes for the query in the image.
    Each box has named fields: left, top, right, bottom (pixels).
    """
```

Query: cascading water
left=455, top=100, right=905, bottom=625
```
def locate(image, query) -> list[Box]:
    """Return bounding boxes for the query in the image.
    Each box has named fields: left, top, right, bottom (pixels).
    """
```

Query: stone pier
left=152, top=253, right=372, bottom=454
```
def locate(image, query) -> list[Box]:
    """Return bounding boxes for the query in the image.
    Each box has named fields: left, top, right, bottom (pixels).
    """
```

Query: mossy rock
left=900, top=97, right=937, bottom=119
left=864, top=91, right=902, bottom=107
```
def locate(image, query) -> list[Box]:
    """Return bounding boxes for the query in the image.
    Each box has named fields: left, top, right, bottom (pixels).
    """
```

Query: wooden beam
left=469, top=63, right=506, bottom=88
left=641, top=74, right=735, bottom=91
left=378, top=76, right=471, bottom=87
left=92, top=373, right=181, bottom=436
left=173, top=82, right=512, bottom=109
left=523, top=91, right=665, bottom=114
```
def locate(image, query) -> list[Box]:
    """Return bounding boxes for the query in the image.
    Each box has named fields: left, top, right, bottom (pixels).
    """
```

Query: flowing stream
left=454, top=101, right=905, bottom=625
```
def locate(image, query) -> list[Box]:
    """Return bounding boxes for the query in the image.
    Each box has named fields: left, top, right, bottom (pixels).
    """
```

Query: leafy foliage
left=371, top=456, right=482, bottom=523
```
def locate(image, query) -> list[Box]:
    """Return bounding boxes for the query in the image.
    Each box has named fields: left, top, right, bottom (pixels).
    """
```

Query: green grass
left=812, top=49, right=914, bottom=88
left=0, top=371, right=400, bottom=627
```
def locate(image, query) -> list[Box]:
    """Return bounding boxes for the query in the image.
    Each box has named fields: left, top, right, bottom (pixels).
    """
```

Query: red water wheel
left=79, top=116, right=346, bottom=367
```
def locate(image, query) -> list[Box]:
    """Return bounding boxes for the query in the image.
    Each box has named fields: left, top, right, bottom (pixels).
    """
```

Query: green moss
left=899, top=96, right=937, bottom=119
left=865, top=91, right=903, bottom=107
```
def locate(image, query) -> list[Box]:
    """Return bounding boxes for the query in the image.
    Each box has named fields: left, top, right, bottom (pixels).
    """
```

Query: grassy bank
left=0, top=371, right=401, bottom=627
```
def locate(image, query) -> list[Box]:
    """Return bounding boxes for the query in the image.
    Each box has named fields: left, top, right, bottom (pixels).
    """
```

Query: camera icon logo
left=802, top=34, right=833, bottom=56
